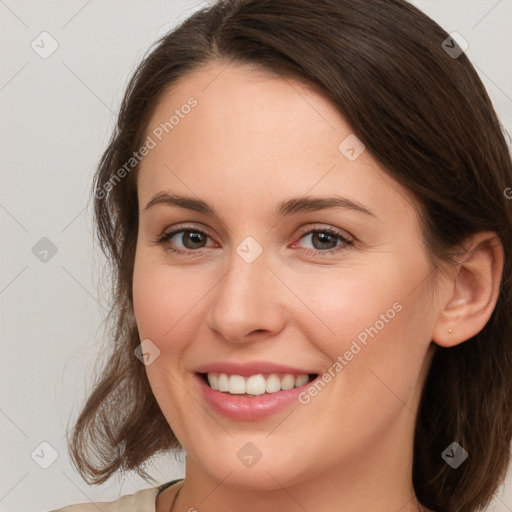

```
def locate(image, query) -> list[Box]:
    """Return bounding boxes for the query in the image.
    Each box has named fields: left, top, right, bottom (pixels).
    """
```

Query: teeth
left=229, top=375, right=246, bottom=394
left=206, top=372, right=311, bottom=396
left=265, top=374, right=281, bottom=393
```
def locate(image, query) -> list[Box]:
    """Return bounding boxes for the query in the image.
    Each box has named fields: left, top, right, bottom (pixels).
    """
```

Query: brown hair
left=67, top=1, right=512, bottom=511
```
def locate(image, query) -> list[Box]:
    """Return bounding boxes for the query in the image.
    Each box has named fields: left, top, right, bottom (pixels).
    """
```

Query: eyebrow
left=144, top=191, right=375, bottom=218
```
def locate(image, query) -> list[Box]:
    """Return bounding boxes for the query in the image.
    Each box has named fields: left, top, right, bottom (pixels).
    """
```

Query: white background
left=1, top=1, right=511, bottom=511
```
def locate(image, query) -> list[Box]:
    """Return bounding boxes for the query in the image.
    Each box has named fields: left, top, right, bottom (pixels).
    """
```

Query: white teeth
left=265, top=374, right=281, bottom=393
left=281, top=374, right=296, bottom=390
left=208, top=373, right=219, bottom=390
left=295, top=374, right=309, bottom=387
left=229, top=375, right=246, bottom=394
left=206, top=372, right=312, bottom=396
left=217, top=373, right=228, bottom=392
left=246, top=374, right=266, bottom=395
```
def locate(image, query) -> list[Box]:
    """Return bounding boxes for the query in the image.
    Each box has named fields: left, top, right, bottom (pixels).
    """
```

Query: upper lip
left=194, top=360, right=317, bottom=377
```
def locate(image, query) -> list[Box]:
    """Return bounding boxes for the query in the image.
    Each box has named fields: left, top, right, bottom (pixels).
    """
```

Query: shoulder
left=50, top=483, right=168, bottom=512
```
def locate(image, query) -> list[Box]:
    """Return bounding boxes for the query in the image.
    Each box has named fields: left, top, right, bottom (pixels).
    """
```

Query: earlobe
left=432, top=232, right=504, bottom=348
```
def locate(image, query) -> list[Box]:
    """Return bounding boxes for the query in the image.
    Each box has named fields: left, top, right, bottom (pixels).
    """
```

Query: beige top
left=50, top=479, right=181, bottom=512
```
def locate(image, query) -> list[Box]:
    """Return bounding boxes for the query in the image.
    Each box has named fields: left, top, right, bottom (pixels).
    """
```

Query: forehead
left=145, top=60, right=345, bottom=143
left=137, top=60, right=418, bottom=222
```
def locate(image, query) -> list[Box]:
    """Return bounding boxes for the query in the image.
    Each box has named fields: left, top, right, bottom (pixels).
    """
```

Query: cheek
left=325, top=277, right=434, bottom=416
left=132, top=267, right=167, bottom=341
left=288, top=253, right=433, bottom=372
left=133, top=252, right=176, bottom=341
left=132, top=255, right=213, bottom=346
left=283, top=265, right=407, bottom=348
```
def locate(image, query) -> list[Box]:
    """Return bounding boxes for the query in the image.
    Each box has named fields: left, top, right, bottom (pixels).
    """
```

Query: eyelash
left=154, top=223, right=354, bottom=257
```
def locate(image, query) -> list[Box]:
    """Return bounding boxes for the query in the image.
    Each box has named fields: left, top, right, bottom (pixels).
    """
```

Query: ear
left=432, top=231, right=504, bottom=348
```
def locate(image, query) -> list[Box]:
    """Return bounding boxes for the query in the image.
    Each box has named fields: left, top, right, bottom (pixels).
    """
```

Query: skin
left=132, top=60, right=503, bottom=512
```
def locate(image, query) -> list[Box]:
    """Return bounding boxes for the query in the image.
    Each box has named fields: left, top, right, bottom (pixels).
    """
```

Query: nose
left=207, top=246, right=286, bottom=344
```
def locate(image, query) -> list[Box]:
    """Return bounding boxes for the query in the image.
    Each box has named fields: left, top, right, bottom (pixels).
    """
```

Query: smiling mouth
left=197, top=372, right=318, bottom=397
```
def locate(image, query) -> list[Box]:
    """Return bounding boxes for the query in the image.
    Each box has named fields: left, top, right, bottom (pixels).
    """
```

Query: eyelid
left=166, top=222, right=213, bottom=237
left=294, top=223, right=354, bottom=242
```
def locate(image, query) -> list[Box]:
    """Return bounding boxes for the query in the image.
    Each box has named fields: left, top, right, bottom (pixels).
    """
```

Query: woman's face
left=132, top=61, right=445, bottom=490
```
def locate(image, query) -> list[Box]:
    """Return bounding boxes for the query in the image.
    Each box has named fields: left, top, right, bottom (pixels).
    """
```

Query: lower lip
left=195, top=373, right=316, bottom=421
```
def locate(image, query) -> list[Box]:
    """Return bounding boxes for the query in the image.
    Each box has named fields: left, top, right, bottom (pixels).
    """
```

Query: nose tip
left=207, top=254, right=285, bottom=344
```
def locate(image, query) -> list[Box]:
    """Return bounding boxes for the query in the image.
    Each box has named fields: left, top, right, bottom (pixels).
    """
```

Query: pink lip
left=194, top=360, right=314, bottom=377
left=194, top=371, right=319, bottom=422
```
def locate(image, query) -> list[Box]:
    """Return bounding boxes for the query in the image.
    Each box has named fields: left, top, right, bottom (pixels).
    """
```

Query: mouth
left=196, top=372, right=318, bottom=397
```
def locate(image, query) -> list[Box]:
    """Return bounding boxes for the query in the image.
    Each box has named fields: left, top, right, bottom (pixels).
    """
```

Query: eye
left=156, top=225, right=215, bottom=254
left=293, top=225, right=353, bottom=255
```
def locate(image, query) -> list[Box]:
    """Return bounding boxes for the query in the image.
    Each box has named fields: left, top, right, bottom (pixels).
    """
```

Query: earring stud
left=448, top=329, right=453, bottom=334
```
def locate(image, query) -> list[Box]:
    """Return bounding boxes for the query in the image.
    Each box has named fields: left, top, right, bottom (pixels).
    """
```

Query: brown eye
left=307, top=231, right=339, bottom=250
left=295, top=227, right=354, bottom=256
left=172, top=230, right=208, bottom=249
left=158, top=227, right=214, bottom=254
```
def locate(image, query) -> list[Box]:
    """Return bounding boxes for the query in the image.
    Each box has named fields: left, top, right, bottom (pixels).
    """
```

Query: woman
left=53, top=0, right=512, bottom=511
